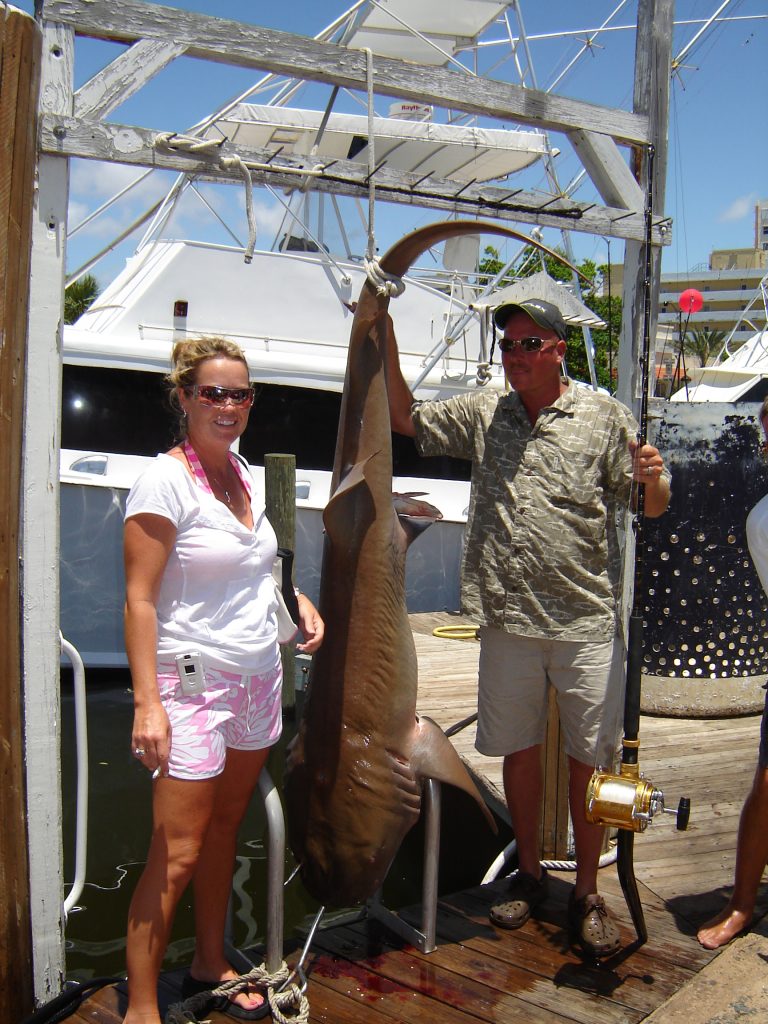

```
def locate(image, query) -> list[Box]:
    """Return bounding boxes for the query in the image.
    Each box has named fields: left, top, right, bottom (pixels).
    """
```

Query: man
left=385, top=297, right=670, bottom=957
left=697, top=396, right=768, bottom=949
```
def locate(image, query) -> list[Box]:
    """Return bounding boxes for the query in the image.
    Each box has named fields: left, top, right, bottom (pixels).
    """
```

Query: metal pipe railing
left=61, top=635, right=88, bottom=920
left=225, top=768, right=285, bottom=974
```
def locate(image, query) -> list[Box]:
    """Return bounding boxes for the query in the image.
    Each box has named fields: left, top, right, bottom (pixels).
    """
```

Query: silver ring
left=133, top=747, right=146, bottom=757
left=645, top=466, right=653, bottom=476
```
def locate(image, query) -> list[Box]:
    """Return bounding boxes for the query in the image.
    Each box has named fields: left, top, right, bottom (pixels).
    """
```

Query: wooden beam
left=617, top=0, right=675, bottom=411
left=43, top=0, right=651, bottom=145
left=39, top=113, right=671, bottom=245
left=74, top=38, right=186, bottom=119
left=23, top=19, right=72, bottom=1003
left=0, top=10, right=39, bottom=1020
left=566, top=129, right=645, bottom=213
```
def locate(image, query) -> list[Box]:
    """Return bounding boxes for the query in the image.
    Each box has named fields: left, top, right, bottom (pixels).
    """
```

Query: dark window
left=61, top=366, right=471, bottom=481
left=62, top=364, right=175, bottom=456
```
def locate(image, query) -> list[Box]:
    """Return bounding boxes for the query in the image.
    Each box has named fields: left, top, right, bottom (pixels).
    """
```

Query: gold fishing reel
left=585, top=760, right=690, bottom=834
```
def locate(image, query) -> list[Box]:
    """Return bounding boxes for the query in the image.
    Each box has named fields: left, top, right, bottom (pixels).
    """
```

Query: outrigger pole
left=585, top=144, right=690, bottom=947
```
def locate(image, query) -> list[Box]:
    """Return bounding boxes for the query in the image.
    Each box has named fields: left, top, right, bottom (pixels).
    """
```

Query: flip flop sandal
left=180, top=973, right=270, bottom=1021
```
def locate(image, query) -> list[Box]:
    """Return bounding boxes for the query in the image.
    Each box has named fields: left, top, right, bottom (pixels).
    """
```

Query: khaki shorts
left=475, top=628, right=624, bottom=766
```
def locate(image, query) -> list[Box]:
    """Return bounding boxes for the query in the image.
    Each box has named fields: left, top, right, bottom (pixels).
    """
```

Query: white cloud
left=718, top=194, right=758, bottom=223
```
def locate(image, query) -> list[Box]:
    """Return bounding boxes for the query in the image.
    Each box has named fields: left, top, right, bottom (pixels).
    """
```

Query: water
left=61, top=672, right=511, bottom=982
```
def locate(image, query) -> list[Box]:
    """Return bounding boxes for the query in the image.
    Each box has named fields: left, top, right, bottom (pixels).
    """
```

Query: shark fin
left=393, top=492, right=442, bottom=545
left=323, top=455, right=378, bottom=541
left=410, top=715, right=498, bottom=834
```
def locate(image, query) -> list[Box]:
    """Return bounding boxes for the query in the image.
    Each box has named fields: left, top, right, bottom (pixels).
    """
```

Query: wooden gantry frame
left=8, top=0, right=673, bottom=1011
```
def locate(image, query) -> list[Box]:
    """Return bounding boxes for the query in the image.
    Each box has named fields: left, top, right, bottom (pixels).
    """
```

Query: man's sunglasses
left=498, top=337, right=558, bottom=353
left=183, top=384, right=255, bottom=407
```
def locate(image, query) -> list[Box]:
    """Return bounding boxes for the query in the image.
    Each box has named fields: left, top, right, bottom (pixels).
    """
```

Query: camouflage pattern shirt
left=413, top=384, right=664, bottom=641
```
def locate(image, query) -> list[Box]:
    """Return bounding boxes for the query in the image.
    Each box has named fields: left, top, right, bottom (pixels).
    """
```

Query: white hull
left=60, top=452, right=469, bottom=667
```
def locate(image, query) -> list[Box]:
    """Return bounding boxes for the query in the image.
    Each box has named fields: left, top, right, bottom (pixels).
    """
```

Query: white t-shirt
left=125, top=454, right=280, bottom=673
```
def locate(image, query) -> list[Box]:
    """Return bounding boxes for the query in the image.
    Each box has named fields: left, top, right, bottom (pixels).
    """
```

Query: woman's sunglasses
left=183, top=384, right=255, bottom=408
left=498, top=337, right=558, bottom=353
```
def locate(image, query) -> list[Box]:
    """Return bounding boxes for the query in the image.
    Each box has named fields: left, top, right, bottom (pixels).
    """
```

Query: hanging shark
left=284, top=219, right=566, bottom=908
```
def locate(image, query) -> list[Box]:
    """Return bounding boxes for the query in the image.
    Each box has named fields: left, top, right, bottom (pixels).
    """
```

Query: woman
left=122, top=336, right=323, bottom=1023
left=697, top=395, right=768, bottom=949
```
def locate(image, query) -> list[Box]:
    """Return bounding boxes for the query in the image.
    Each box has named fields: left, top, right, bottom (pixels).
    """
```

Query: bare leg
left=189, top=746, right=271, bottom=1011
left=568, top=757, right=607, bottom=899
left=503, top=745, right=544, bottom=878
left=124, top=776, right=218, bottom=1024
left=697, top=765, right=768, bottom=949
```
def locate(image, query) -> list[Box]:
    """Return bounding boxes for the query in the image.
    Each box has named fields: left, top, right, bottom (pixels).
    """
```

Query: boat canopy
left=204, top=103, right=547, bottom=184
left=339, top=0, right=511, bottom=66
left=474, top=270, right=607, bottom=329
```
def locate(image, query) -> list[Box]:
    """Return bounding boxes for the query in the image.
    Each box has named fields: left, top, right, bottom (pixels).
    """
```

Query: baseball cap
left=493, top=298, right=568, bottom=339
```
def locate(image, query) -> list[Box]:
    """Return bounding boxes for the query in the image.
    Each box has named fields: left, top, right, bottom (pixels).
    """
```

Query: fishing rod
left=584, top=144, right=690, bottom=947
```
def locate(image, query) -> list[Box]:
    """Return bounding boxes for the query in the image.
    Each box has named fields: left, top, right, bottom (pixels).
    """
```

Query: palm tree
left=683, top=327, right=727, bottom=367
left=64, top=274, right=100, bottom=324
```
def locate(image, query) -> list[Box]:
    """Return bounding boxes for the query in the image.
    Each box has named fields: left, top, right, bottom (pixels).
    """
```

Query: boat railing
left=132, top=321, right=483, bottom=370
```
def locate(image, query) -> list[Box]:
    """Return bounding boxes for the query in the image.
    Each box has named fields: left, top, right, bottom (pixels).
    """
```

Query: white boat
left=56, top=3, right=579, bottom=667
left=669, top=271, right=768, bottom=403
left=669, top=329, right=768, bottom=403
left=60, top=238, right=507, bottom=665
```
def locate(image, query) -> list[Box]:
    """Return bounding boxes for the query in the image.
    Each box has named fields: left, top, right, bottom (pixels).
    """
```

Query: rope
left=482, top=840, right=618, bottom=883
left=154, top=131, right=325, bottom=264
left=364, top=47, right=376, bottom=261
left=220, top=154, right=257, bottom=263
left=154, top=131, right=225, bottom=156
left=165, top=961, right=309, bottom=1024
left=364, top=256, right=405, bottom=298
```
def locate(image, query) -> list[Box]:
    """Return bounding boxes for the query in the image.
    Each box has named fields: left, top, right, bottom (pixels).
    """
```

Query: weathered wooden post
left=264, top=454, right=297, bottom=712
left=0, top=6, right=41, bottom=1019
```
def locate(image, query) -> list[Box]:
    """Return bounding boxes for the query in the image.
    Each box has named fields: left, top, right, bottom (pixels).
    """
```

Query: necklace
left=182, top=441, right=245, bottom=512
left=209, top=474, right=235, bottom=507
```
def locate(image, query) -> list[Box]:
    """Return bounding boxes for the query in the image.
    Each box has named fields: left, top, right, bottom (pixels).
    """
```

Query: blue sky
left=15, top=0, right=768, bottom=288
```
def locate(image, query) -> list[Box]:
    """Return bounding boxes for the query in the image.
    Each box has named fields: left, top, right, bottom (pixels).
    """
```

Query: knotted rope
left=154, top=132, right=324, bottom=265
left=164, top=961, right=309, bottom=1024
left=364, top=256, right=405, bottom=298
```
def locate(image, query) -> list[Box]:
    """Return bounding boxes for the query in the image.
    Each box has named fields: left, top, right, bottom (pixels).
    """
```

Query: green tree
left=64, top=274, right=100, bottom=324
left=683, top=326, right=726, bottom=367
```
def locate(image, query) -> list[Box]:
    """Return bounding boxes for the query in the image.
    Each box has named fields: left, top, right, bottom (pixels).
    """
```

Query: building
left=606, top=200, right=767, bottom=359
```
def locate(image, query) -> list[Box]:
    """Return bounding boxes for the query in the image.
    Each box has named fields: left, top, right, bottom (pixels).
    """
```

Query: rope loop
left=364, top=256, right=405, bottom=299
left=300, top=161, right=325, bottom=193
left=154, top=131, right=224, bottom=155
left=270, top=980, right=311, bottom=1024
left=475, top=362, right=492, bottom=386
left=220, top=154, right=257, bottom=263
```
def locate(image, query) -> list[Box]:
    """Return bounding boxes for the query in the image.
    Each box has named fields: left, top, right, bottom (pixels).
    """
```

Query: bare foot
left=697, top=905, right=752, bottom=949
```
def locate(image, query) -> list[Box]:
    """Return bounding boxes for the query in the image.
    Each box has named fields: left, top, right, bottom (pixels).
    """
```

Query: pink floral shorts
left=156, top=657, right=283, bottom=780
